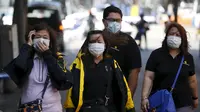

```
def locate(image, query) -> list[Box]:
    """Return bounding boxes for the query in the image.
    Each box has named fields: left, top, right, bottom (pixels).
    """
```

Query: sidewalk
left=0, top=89, right=20, bottom=112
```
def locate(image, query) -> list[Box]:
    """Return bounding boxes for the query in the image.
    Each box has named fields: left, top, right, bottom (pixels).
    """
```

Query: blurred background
left=0, top=0, right=200, bottom=112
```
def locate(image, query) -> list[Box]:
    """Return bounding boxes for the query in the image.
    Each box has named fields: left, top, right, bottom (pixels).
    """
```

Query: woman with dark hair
left=64, top=30, right=135, bottom=112
left=4, top=23, right=73, bottom=112
left=141, top=22, right=198, bottom=112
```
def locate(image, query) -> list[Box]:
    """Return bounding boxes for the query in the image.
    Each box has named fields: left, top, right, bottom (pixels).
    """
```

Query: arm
left=125, top=36, right=142, bottom=96
left=141, top=50, right=157, bottom=111
left=64, top=58, right=82, bottom=111
left=43, top=50, right=73, bottom=90
left=128, top=68, right=140, bottom=97
left=3, top=30, right=35, bottom=87
left=141, top=71, right=155, bottom=112
left=189, top=74, right=198, bottom=98
left=15, top=30, right=35, bottom=71
left=188, top=74, right=198, bottom=108
left=187, top=54, right=198, bottom=108
left=141, top=71, right=155, bottom=99
left=14, top=44, right=33, bottom=71
left=113, top=60, right=135, bottom=112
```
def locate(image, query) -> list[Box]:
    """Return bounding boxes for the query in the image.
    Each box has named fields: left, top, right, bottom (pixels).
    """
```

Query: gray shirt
left=21, top=54, right=62, bottom=112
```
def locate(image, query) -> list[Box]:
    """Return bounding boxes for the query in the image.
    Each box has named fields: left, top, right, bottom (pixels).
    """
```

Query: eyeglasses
left=104, top=18, right=122, bottom=22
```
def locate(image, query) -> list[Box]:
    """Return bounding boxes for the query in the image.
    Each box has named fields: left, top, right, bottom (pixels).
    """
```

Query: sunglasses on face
left=105, top=18, right=122, bottom=22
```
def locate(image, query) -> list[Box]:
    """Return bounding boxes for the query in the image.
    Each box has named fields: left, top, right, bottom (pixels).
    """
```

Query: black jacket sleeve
left=3, top=44, right=33, bottom=88
left=42, top=50, right=73, bottom=90
left=15, top=44, right=33, bottom=72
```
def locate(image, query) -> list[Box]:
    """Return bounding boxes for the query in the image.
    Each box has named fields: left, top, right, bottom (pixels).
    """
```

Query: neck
left=169, top=48, right=180, bottom=58
left=94, top=55, right=103, bottom=64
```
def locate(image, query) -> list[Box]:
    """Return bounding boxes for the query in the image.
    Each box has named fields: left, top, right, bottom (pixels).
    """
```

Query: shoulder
left=184, top=53, right=194, bottom=62
left=185, top=53, right=193, bottom=58
left=119, top=32, right=137, bottom=45
left=149, top=48, right=165, bottom=59
left=151, top=48, right=164, bottom=55
left=119, top=32, right=134, bottom=40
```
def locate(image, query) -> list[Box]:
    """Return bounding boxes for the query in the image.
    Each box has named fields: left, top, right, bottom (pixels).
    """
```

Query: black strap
left=41, top=74, right=49, bottom=99
left=104, top=59, right=114, bottom=106
left=19, top=74, right=49, bottom=106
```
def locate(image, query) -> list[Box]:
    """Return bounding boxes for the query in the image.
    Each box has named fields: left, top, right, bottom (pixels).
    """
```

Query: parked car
left=27, top=1, right=65, bottom=52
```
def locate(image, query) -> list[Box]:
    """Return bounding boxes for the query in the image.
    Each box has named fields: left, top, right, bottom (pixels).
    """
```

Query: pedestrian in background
left=141, top=22, right=198, bottom=112
left=135, top=13, right=149, bottom=50
left=164, top=14, right=172, bottom=33
left=64, top=30, right=135, bottom=112
left=4, top=23, right=73, bottom=112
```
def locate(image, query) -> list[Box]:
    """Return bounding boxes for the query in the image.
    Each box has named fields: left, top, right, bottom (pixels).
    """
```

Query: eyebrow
left=90, top=35, right=102, bottom=42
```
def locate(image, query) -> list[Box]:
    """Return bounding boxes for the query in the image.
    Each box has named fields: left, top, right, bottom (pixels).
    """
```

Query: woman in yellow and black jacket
left=64, top=30, right=135, bottom=112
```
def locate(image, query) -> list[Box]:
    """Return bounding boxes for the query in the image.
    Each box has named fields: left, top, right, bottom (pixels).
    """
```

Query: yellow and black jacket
left=64, top=52, right=135, bottom=112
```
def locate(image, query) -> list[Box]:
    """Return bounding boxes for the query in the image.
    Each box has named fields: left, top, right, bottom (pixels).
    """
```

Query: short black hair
left=103, top=5, right=122, bottom=19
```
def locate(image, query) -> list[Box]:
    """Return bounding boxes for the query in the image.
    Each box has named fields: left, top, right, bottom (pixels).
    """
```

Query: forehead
left=168, top=27, right=179, bottom=33
left=107, top=12, right=121, bottom=19
left=35, top=30, right=49, bottom=36
left=89, top=34, right=104, bottom=40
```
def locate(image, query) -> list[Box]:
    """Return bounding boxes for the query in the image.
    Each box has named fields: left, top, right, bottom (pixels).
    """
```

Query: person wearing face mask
left=141, top=22, right=198, bottom=112
left=3, top=23, right=73, bottom=112
left=64, top=30, right=135, bottom=112
left=101, top=5, right=141, bottom=100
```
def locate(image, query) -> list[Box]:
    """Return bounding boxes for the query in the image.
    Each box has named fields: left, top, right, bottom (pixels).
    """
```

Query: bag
left=148, top=56, right=184, bottom=112
left=17, top=75, right=49, bottom=112
left=17, top=99, right=42, bottom=112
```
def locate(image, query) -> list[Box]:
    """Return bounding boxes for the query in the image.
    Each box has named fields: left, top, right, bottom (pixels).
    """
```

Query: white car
left=62, top=11, right=89, bottom=42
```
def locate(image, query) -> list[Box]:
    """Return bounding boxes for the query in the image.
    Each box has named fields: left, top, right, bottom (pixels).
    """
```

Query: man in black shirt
left=102, top=5, right=142, bottom=97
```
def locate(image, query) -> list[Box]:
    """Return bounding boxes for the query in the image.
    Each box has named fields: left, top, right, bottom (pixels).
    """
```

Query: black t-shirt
left=108, top=32, right=141, bottom=79
left=82, top=56, right=114, bottom=102
left=146, top=48, right=195, bottom=108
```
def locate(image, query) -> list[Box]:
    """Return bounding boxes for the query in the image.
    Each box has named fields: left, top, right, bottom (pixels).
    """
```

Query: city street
left=0, top=24, right=200, bottom=112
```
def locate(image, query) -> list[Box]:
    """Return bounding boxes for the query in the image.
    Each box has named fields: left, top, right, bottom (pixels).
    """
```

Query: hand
left=141, top=98, right=149, bottom=112
left=27, top=30, right=35, bottom=46
left=192, top=99, right=198, bottom=109
left=37, top=41, right=49, bottom=52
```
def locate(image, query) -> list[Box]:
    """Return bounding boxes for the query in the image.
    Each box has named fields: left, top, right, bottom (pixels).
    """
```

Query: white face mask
left=167, top=35, right=182, bottom=49
left=33, top=38, right=50, bottom=50
left=107, top=21, right=121, bottom=33
left=88, top=43, right=105, bottom=57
